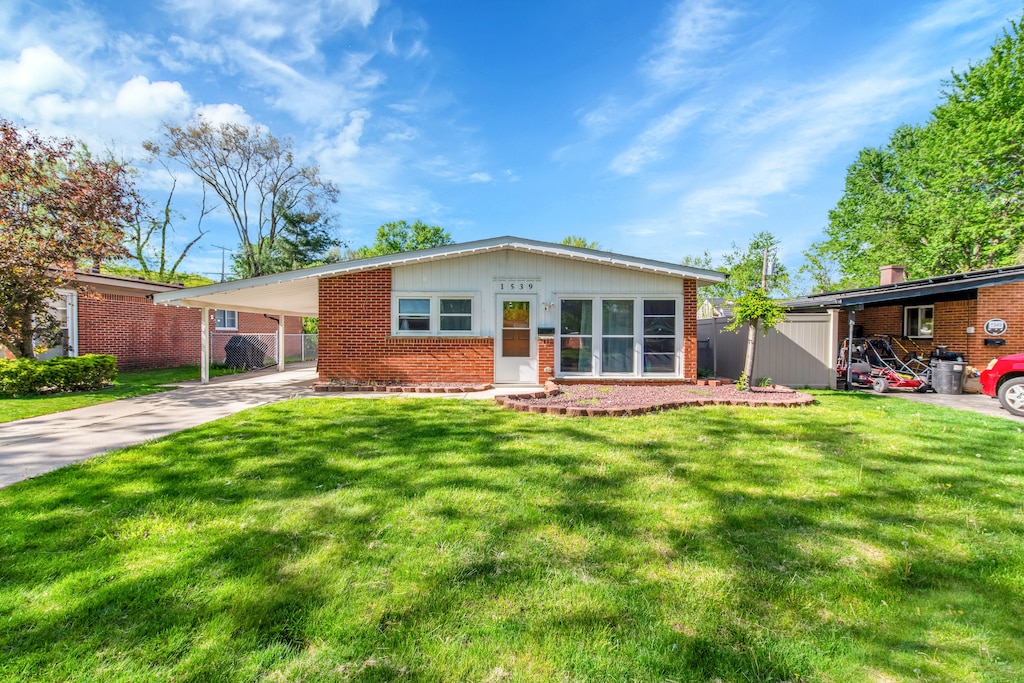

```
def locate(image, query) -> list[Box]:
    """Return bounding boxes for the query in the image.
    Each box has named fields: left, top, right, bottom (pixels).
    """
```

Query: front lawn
left=0, top=365, right=239, bottom=423
left=1, top=394, right=1022, bottom=681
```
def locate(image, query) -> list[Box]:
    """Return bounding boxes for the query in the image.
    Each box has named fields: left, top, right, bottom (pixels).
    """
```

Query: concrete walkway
left=0, top=367, right=319, bottom=489
left=0, top=366, right=541, bottom=489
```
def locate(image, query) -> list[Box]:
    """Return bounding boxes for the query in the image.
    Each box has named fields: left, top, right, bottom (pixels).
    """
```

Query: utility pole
left=211, top=245, right=230, bottom=282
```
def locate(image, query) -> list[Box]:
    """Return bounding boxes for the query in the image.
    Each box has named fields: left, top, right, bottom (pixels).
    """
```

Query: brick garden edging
left=313, top=382, right=493, bottom=394
left=495, top=381, right=815, bottom=416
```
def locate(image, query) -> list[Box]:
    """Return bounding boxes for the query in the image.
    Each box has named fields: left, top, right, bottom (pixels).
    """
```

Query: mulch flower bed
left=496, top=382, right=814, bottom=416
left=313, top=380, right=493, bottom=394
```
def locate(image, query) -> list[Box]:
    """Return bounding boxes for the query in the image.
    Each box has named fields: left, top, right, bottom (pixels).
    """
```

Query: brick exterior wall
left=77, top=292, right=302, bottom=371
left=835, top=282, right=1024, bottom=367
left=538, top=337, right=555, bottom=384
left=78, top=293, right=201, bottom=370
left=682, top=279, right=697, bottom=382
left=318, top=269, right=495, bottom=384
left=318, top=267, right=701, bottom=385
left=972, top=282, right=1024, bottom=365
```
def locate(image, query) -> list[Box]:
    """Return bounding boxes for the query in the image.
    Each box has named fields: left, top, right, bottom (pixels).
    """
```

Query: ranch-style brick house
left=152, top=237, right=727, bottom=385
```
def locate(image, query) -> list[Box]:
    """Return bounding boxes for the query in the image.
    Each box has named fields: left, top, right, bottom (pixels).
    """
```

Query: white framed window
left=904, top=305, right=934, bottom=338
left=392, top=293, right=478, bottom=336
left=559, top=300, right=593, bottom=373
left=215, top=309, right=238, bottom=330
left=557, top=295, right=681, bottom=377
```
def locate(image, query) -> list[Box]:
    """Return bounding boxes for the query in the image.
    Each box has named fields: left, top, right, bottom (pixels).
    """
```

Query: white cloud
left=609, top=104, right=702, bottom=175
left=468, top=172, right=492, bottom=183
left=194, top=103, right=252, bottom=127
left=642, top=0, right=741, bottom=88
left=114, top=76, right=191, bottom=121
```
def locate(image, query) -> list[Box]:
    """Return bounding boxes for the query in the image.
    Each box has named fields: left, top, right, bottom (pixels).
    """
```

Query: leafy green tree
left=145, top=118, right=338, bottom=278
left=808, top=17, right=1024, bottom=286
left=720, top=231, right=790, bottom=299
left=101, top=263, right=214, bottom=288
left=352, top=220, right=453, bottom=258
left=231, top=200, right=341, bottom=277
left=0, top=119, right=138, bottom=358
left=559, top=235, right=600, bottom=249
left=726, top=288, right=787, bottom=390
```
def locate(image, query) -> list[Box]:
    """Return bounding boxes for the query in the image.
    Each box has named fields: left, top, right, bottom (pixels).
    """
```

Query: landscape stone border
left=313, top=382, right=493, bottom=394
left=495, top=381, right=815, bottom=416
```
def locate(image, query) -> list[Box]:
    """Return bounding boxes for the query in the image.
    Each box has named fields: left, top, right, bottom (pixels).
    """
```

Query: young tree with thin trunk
left=0, top=119, right=138, bottom=358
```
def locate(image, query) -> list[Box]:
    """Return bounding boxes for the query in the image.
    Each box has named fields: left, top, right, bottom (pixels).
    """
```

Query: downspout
left=265, top=314, right=285, bottom=372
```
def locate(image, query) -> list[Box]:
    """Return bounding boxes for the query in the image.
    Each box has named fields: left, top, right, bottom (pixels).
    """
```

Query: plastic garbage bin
left=930, top=359, right=966, bottom=395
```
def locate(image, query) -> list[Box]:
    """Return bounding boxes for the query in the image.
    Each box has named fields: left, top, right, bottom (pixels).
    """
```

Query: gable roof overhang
left=783, top=265, right=1024, bottom=312
left=152, top=236, right=728, bottom=316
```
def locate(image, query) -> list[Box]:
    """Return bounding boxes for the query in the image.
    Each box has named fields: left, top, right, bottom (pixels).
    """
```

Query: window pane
left=441, top=299, right=472, bottom=314
left=503, top=301, right=530, bottom=329
left=644, top=352, right=675, bottom=373
left=398, top=298, right=430, bottom=314
left=560, top=300, right=592, bottom=335
left=644, top=300, right=674, bottom=316
left=644, top=316, right=675, bottom=335
left=644, top=337, right=675, bottom=354
left=602, top=300, right=634, bottom=335
left=399, top=317, right=430, bottom=331
left=602, top=337, right=634, bottom=373
left=560, top=337, right=593, bottom=373
left=440, top=316, right=472, bottom=331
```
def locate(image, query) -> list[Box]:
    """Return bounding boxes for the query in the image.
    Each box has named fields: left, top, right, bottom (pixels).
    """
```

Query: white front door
left=495, top=295, right=537, bottom=383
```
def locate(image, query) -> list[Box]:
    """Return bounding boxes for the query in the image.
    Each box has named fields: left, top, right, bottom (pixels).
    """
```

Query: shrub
left=0, top=355, right=118, bottom=396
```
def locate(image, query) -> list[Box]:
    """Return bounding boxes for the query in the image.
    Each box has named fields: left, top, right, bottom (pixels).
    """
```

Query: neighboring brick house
left=2, top=271, right=301, bottom=370
left=783, top=264, right=1024, bottom=377
left=153, top=237, right=726, bottom=385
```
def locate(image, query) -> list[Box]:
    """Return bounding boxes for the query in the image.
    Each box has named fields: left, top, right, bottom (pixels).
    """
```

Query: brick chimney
left=880, top=265, right=906, bottom=286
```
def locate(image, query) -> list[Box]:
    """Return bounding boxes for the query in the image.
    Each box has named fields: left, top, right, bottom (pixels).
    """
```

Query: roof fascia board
left=157, top=299, right=311, bottom=317
left=153, top=236, right=727, bottom=306
left=786, top=270, right=1024, bottom=310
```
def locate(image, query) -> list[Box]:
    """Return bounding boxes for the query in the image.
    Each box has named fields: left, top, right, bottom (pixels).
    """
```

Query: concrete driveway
left=0, top=366, right=318, bottom=489
left=877, top=389, right=1024, bottom=423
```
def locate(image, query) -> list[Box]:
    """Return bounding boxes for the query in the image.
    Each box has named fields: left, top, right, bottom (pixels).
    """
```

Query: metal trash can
left=930, top=359, right=965, bottom=395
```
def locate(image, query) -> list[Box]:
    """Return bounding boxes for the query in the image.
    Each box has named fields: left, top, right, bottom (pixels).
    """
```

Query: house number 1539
left=494, top=278, right=540, bottom=291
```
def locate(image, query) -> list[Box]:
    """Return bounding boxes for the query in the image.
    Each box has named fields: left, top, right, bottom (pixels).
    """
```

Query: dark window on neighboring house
left=904, top=305, right=933, bottom=338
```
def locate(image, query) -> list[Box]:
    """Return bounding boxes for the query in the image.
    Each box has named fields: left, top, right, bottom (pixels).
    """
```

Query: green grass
left=0, top=365, right=240, bottom=423
left=1, top=393, right=1022, bottom=682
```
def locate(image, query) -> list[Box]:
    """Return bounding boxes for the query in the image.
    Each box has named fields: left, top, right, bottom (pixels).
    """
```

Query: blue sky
left=1, top=0, right=1020, bottom=286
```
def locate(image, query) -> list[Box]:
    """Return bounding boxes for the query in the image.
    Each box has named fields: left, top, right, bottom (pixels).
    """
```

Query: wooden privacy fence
left=696, top=312, right=838, bottom=388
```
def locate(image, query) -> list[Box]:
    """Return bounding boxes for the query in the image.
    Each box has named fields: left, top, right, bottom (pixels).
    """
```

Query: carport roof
left=783, top=264, right=1024, bottom=311
left=151, top=235, right=728, bottom=316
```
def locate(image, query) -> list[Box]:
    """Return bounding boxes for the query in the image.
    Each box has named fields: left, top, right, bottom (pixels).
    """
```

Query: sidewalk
left=0, top=367, right=318, bottom=488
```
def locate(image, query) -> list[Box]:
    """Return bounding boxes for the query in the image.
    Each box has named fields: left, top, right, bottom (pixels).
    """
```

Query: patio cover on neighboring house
left=152, top=236, right=726, bottom=384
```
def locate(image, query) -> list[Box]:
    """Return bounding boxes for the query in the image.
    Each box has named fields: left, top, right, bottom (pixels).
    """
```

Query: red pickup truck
left=980, top=353, right=1024, bottom=417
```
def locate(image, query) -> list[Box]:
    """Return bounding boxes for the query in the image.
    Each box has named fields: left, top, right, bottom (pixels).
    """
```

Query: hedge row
left=0, top=355, right=118, bottom=396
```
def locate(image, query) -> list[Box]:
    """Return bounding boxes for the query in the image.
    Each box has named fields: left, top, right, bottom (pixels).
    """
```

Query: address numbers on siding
left=493, top=277, right=540, bottom=292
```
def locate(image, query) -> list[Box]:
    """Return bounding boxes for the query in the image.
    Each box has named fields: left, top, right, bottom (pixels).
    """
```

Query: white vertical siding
left=393, top=251, right=686, bottom=336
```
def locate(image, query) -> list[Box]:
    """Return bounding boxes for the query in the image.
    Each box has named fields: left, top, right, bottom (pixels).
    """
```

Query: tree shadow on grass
left=0, top=396, right=1022, bottom=681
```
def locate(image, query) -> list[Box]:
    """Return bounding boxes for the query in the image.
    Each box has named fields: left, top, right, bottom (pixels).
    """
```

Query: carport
left=152, top=267, right=322, bottom=384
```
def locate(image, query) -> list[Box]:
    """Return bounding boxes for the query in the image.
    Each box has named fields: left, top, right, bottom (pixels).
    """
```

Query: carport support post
left=846, top=309, right=855, bottom=391
left=277, top=317, right=285, bottom=373
left=201, top=306, right=210, bottom=385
